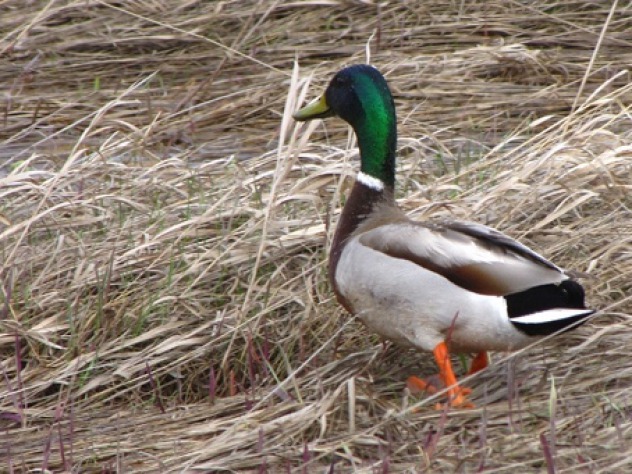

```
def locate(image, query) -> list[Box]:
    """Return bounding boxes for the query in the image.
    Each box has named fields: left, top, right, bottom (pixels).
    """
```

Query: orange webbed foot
left=438, top=387, right=475, bottom=409
left=406, top=342, right=477, bottom=409
left=407, top=377, right=474, bottom=409
left=407, top=375, right=472, bottom=397
left=407, top=374, right=442, bottom=395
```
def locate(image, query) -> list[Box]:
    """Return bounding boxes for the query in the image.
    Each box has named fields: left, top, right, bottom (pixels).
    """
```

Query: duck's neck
left=336, top=102, right=398, bottom=236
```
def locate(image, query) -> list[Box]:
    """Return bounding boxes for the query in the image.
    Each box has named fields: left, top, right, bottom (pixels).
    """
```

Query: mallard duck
left=293, top=64, right=594, bottom=408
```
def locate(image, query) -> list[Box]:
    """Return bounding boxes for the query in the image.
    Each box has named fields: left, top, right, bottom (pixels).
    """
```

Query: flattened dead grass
left=1, top=1, right=632, bottom=472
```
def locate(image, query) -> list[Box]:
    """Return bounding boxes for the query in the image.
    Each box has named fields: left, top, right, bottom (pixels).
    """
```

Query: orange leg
left=468, top=351, right=488, bottom=375
left=433, top=341, right=473, bottom=408
left=406, top=342, right=474, bottom=408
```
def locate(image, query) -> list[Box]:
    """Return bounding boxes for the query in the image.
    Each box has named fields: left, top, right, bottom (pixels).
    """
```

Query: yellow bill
left=292, top=95, right=333, bottom=121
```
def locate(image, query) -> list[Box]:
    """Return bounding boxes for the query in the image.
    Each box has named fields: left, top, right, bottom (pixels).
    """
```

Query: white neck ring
left=356, top=171, right=384, bottom=192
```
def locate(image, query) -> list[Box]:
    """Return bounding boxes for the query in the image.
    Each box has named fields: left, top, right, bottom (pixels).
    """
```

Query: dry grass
left=1, top=0, right=632, bottom=472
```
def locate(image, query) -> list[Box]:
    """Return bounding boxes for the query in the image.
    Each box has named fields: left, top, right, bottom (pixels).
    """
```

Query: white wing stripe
left=511, top=308, right=594, bottom=324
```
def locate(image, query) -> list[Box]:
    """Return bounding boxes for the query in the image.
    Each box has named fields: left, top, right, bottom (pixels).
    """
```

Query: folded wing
left=358, top=220, right=567, bottom=296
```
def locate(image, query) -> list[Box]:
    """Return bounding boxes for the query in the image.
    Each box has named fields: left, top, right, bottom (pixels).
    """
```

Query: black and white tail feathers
left=507, top=280, right=594, bottom=336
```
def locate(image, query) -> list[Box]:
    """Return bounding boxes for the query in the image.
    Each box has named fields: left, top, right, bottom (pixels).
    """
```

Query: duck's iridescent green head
left=293, top=65, right=397, bottom=190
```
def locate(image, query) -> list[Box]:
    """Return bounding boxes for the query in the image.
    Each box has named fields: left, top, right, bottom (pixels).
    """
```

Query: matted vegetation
left=1, top=1, right=632, bottom=471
